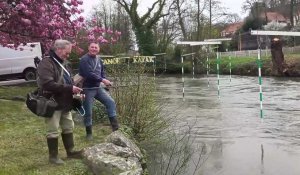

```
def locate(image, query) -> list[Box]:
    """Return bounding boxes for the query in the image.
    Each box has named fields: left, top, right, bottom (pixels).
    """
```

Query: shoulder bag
left=26, top=57, right=65, bottom=118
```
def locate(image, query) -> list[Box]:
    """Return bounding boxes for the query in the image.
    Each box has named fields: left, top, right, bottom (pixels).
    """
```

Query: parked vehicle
left=0, top=42, right=42, bottom=81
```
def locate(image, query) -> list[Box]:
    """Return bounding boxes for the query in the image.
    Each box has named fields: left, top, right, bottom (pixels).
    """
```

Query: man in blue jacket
left=79, top=42, right=119, bottom=140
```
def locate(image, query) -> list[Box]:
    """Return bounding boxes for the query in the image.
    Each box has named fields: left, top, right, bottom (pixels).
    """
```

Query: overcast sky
left=81, top=0, right=247, bottom=18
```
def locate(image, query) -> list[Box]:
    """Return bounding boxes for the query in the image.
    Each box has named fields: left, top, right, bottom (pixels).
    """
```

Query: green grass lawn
left=0, top=85, right=112, bottom=175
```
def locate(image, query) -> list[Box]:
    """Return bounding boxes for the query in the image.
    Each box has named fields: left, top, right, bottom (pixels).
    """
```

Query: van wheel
left=24, top=69, right=36, bottom=81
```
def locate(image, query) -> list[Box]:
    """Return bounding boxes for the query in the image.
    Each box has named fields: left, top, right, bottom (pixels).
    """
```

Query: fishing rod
left=81, top=84, right=143, bottom=90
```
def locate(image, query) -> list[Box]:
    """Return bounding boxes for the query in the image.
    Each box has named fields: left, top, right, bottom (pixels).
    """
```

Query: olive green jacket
left=37, top=50, right=73, bottom=111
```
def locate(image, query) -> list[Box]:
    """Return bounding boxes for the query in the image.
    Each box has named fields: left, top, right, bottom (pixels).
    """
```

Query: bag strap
left=46, top=69, right=63, bottom=100
left=58, top=67, right=64, bottom=83
left=52, top=57, right=71, bottom=77
left=93, top=58, right=99, bottom=71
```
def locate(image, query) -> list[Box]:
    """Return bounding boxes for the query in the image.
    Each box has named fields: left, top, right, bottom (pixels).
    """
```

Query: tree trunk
left=196, top=0, right=201, bottom=41
left=270, top=38, right=286, bottom=76
left=176, top=0, right=187, bottom=40
left=115, top=0, right=167, bottom=56
left=134, top=26, right=155, bottom=55
left=290, top=0, right=294, bottom=27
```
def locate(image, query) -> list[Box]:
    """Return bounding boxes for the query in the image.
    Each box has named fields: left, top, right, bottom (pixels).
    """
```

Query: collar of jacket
left=49, top=49, right=64, bottom=63
left=87, top=53, right=97, bottom=58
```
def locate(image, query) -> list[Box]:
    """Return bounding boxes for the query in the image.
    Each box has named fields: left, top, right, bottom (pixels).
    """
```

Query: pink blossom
left=66, top=0, right=72, bottom=6
left=111, top=37, right=117, bottom=43
left=106, top=29, right=113, bottom=34
left=15, top=3, right=26, bottom=11
left=71, top=0, right=78, bottom=6
left=115, top=31, right=122, bottom=36
left=97, top=36, right=104, bottom=41
left=22, top=0, right=30, bottom=4
left=88, top=34, right=95, bottom=40
left=23, top=10, right=33, bottom=16
left=21, top=18, right=32, bottom=25
left=78, top=16, right=84, bottom=22
left=100, top=39, right=108, bottom=44
left=0, top=1, right=121, bottom=50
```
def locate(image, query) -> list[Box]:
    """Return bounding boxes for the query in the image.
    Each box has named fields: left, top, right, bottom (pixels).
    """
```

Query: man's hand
left=102, top=79, right=112, bottom=86
left=72, top=86, right=82, bottom=94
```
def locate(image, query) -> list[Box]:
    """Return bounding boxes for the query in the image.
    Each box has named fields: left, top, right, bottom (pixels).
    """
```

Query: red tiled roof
left=221, top=22, right=243, bottom=36
left=261, top=12, right=287, bottom=22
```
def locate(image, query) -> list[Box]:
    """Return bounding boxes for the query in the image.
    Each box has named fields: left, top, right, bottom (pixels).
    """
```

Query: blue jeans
left=83, top=87, right=116, bottom=127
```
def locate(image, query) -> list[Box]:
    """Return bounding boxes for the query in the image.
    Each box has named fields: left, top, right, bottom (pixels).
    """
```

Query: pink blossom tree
left=0, top=0, right=121, bottom=51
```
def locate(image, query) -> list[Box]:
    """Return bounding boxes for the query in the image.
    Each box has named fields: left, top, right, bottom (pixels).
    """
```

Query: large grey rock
left=119, top=168, right=143, bottom=175
left=83, top=131, right=143, bottom=175
left=105, top=130, right=143, bottom=160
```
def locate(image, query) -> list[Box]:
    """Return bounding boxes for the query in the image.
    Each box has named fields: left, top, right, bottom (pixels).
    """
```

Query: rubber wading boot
left=61, top=133, right=83, bottom=159
left=109, top=117, right=119, bottom=131
left=85, top=125, right=93, bottom=141
left=47, top=137, right=64, bottom=165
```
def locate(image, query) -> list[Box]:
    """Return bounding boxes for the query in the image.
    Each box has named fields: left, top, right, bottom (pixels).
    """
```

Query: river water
left=156, top=75, right=300, bottom=175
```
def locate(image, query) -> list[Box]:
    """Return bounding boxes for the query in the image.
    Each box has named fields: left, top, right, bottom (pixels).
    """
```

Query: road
left=0, top=79, right=35, bottom=86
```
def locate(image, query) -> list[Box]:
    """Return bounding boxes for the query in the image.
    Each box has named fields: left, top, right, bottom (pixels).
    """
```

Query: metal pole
left=127, top=59, right=130, bottom=70
left=206, top=49, right=210, bottom=87
left=257, top=44, right=263, bottom=119
left=180, top=53, right=194, bottom=100
left=154, top=53, right=167, bottom=73
left=209, top=0, right=212, bottom=38
left=217, top=51, right=220, bottom=98
left=153, top=56, right=156, bottom=79
left=229, top=56, right=232, bottom=83
left=181, top=56, right=185, bottom=101
left=164, top=55, right=166, bottom=72
left=192, top=54, right=195, bottom=80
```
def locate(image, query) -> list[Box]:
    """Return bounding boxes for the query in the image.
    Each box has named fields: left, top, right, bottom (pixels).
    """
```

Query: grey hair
left=53, top=39, right=72, bottom=51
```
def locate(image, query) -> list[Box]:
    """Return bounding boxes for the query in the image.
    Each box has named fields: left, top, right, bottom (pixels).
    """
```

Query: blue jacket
left=79, top=54, right=105, bottom=88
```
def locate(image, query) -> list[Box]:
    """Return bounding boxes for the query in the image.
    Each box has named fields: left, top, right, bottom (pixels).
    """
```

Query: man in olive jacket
left=37, top=39, right=82, bottom=165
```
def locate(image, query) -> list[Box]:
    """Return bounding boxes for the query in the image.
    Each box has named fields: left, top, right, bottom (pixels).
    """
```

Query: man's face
left=88, top=43, right=100, bottom=57
left=57, top=44, right=72, bottom=60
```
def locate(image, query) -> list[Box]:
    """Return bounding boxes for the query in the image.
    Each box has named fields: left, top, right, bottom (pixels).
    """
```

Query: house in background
left=220, top=11, right=292, bottom=51
left=261, top=11, right=289, bottom=25
left=220, top=12, right=289, bottom=39
left=221, top=22, right=244, bottom=37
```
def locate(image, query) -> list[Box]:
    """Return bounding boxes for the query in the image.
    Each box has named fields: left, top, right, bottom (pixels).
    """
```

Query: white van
left=0, top=42, right=42, bottom=81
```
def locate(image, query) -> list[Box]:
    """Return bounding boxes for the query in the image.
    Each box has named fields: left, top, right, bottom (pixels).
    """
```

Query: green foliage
left=106, top=63, right=169, bottom=141
left=92, top=101, right=108, bottom=124
left=173, top=46, right=182, bottom=62
left=208, top=56, right=272, bottom=76
left=242, top=17, right=265, bottom=32
left=135, top=27, right=156, bottom=56
left=166, top=62, right=192, bottom=74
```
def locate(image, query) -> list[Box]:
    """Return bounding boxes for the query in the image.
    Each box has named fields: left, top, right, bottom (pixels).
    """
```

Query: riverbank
left=212, top=53, right=300, bottom=77
left=160, top=53, right=300, bottom=77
